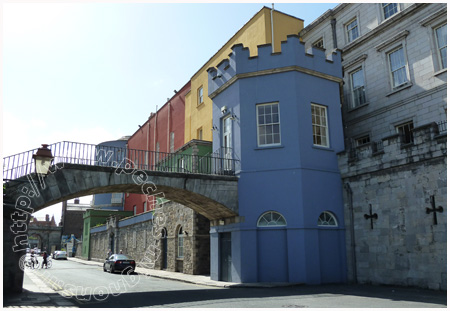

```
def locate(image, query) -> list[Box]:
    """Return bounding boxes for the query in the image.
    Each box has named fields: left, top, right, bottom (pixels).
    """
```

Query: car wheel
left=103, top=265, right=107, bottom=272
left=109, top=265, right=114, bottom=274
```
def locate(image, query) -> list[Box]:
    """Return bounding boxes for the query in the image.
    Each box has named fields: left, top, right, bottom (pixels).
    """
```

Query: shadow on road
left=69, top=282, right=447, bottom=308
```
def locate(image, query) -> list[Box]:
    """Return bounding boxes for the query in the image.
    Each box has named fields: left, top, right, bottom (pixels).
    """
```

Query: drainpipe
left=271, top=3, right=275, bottom=53
left=154, top=105, right=158, bottom=164
left=167, top=101, right=171, bottom=152
left=344, top=182, right=357, bottom=283
left=331, top=18, right=337, bottom=49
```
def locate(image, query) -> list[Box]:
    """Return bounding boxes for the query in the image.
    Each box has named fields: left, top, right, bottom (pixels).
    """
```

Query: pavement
left=69, top=256, right=297, bottom=288
left=3, top=269, right=77, bottom=308
left=3, top=256, right=447, bottom=308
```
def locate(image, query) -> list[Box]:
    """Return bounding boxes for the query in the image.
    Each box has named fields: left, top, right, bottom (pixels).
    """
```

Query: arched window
left=177, top=227, right=184, bottom=258
left=257, top=211, right=287, bottom=227
left=318, top=211, right=338, bottom=227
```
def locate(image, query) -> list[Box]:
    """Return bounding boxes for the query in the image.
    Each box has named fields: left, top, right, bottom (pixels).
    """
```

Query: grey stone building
left=300, top=3, right=446, bottom=290
left=28, top=215, right=62, bottom=254
left=89, top=201, right=210, bottom=275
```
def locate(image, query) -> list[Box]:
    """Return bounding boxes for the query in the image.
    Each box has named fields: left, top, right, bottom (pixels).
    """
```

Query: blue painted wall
left=208, top=35, right=347, bottom=284
left=92, top=139, right=128, bottom=211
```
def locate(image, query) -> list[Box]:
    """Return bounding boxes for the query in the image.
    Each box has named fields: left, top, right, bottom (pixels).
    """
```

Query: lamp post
left=33, top=144, right=54, bottom=175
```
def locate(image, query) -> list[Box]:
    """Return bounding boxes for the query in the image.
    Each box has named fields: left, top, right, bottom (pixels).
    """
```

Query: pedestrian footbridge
left=3, top=141, right=239, bottom=293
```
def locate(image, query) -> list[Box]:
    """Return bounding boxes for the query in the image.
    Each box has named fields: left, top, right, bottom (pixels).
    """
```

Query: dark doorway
left=110, top=233, right=115, bottom=254
left=161, top=228, right=168, bottom=269
left=220, top=232, right=232, bottom=282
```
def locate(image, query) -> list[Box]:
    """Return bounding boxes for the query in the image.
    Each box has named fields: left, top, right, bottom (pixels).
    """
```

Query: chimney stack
left=45, top=214, right=50, bottom=222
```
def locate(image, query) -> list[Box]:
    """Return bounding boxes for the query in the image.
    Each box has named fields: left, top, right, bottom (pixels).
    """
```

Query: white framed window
left=311, top=103, right=329, bottom=147
left=346, top=18, right=359, bottom=43
left=396, top=121, right=414, bottom=145
left=198, top=86, right=204, bottom=105
left=388, top=46, right=409, bottom=89
left=318, top=211, right=338, bottom=227
left=169, top=132, right=175, bottom=153
left=177, top=227, right=184, bottom=258
left=382, top=3, right=398, bottom=20
left=355, top=135, right=371, bottom=146
left=133, top=205, right=136, bottom=215
left=313, top=38, right=324, bottom=49
left=256, top=102, right=280, bottom=146
left=111, top=193, right=123, bottom=204
left=155, top=142, right=160, bottom=163
left=197, top=127, right=203, bottom=140
left=350, top=68, right=366, bottom=108
left=257, top=211, right=287, bottom=227
left=434, top=23, right=447, bottom=70
left=144, top=201, right=147, bottom=212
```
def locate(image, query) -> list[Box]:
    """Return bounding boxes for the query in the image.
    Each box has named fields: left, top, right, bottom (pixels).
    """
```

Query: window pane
left=436, top=24, right=447, bottom=69
left=257, top=103, right=280, bottom=146
left=257, top=211, right=287, bottom=227
left=383, top=3, right=398, bottom=19
left=311, top=104, right=329, bottom=147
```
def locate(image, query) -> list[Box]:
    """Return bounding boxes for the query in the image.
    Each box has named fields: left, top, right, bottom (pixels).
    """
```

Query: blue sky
left=3, top=2, right=338, bottom=223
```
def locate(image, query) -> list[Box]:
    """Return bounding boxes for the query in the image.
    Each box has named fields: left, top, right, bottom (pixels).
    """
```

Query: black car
left=103, top=254, right=136, bottom=274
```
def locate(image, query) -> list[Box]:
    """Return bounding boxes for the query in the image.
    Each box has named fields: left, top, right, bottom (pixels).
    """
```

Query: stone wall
left=339, top=123, right=446, bottom=290
left=89, top=201, right=210, bottom=275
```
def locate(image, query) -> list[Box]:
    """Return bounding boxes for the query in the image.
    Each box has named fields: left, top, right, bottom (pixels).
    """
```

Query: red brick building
left=125, top=81, right=190, bottom=214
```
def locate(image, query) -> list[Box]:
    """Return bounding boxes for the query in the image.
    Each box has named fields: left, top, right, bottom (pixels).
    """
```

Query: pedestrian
left=119, top=250, right=123, bottom=254
left=41, top=251, right=48, bottom=269
left=107, top=249, right=112, bottom=258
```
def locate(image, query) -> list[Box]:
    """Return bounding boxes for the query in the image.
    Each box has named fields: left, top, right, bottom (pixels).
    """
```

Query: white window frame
left=198, top=86, right=204, bottom=106
left=311, top=103, right=329, bottom=148
left=177, top=227, right=184, bottom=258
left=349, top=67, right=366, bottom=108
left=155, top=142, right=160, bottom=163
left=312, top=37, right=324, bottom=49
left=381, top=3, right=399, bottom=20
left=387, top=45, right=410, bottom=90
left=257, top=211, right=287, bottom=227
left=396, top=120, right=414, bottom=145
left=169, top=132, right=175, bottom=153
left=355, top=135, right=371, bottom=147
left=345, top=17, right=359, bottom=43
left=434, top=23, right=447, bottom=70
left=318, top=211, right=338, bottom=227
left=256, top=102, right=281, bottom=147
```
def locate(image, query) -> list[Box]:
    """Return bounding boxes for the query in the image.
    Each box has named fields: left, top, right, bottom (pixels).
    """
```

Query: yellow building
left=184, top=7, right=304, bottom=144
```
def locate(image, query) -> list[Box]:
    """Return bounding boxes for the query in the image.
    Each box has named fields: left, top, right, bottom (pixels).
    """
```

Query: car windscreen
left=115, top=255, right=131, bottom=260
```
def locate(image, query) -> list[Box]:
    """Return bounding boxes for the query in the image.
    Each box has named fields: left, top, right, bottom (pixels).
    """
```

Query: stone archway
left=3, top=163, right=238, bottom=293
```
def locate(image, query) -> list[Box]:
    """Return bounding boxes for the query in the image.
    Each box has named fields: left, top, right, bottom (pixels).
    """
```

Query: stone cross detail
left=426, top=195, right=444, bottom=225
left=364, top=204, right=378, bottom=230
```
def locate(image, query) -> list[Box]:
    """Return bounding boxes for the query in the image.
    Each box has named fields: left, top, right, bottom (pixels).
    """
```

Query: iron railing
left=3, top=141, right=240, bottom=181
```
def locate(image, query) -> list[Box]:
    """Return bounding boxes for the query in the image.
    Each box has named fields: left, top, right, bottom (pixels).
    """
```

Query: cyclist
left=30, top=251, right=38, bottom=268
left=41, top=251, right=48, bottom=269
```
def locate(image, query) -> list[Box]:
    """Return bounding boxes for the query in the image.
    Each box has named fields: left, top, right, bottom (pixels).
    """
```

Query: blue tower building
left=92, top=136, right=129, bottom=210
left=207, top=35, right=346, bottom=284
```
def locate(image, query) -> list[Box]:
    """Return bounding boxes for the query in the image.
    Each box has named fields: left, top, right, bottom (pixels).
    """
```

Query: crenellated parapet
left=207, top=34, right=342, bottom=97
left=338, top=122, right=447, bottom=178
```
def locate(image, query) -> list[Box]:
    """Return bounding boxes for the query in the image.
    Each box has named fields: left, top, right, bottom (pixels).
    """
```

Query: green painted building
left=81, top=209, right=133, bottom=259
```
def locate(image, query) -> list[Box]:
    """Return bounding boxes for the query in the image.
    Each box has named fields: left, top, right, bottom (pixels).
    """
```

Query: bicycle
left=23, top=256, right=39, bottom=269
left=41, top=258, right=52, bottom=269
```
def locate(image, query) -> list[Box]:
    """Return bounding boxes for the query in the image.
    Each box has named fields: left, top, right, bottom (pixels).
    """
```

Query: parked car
left=53, top=251, right=68, bottom=260
left=103, top=254, right=136, bottom=274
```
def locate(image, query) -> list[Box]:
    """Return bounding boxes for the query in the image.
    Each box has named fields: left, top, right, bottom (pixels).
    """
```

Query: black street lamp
left=33, top=144, right=54, bottom=175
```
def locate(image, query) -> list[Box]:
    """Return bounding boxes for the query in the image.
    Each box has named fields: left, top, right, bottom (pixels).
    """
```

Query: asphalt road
left=30, top=259, right=447, bottom=308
